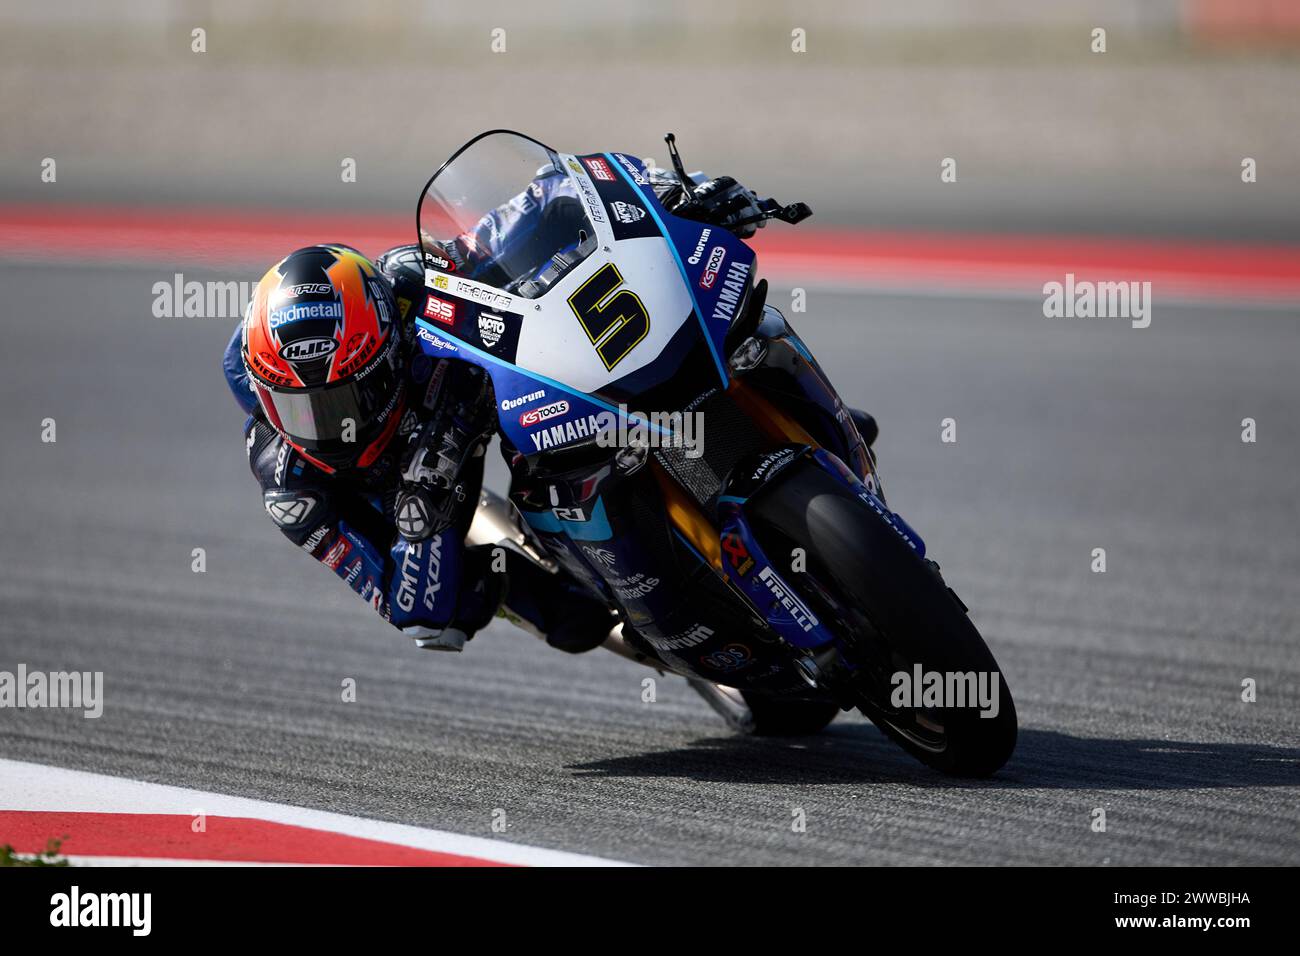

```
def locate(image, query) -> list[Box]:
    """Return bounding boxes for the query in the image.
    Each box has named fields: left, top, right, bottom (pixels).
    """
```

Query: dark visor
left=253, top=353, right=400, bottom=449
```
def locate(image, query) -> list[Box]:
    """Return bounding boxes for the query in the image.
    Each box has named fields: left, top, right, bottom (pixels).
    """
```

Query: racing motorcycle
left=415, top=131, right=1016, bottom=776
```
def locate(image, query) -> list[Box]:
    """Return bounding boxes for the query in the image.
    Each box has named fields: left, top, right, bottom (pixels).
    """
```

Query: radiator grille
left=653, top=391, right=765, bottom=507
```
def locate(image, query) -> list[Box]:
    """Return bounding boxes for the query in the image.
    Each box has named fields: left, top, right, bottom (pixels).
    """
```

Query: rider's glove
left=394, top=417, right=479, bottom=542
left=674, top=176, right=766, bottom=239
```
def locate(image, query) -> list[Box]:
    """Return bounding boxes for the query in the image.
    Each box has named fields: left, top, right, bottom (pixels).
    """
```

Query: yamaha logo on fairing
left=278, top=337, right=338, bottom=362
left=528, top=413, right=613, bottom=451
left=751, top=447, right=798, bottom=482
left=709, top=261, right=751, bottom=325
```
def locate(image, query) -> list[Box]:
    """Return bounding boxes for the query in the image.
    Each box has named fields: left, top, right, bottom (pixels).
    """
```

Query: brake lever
left=773, top=201, right=813, bottom=224
left=730, top=198, right=813, bottom=230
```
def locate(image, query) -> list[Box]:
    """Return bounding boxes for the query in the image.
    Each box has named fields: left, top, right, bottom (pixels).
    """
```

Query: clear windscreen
left=418, top=132, right=598, bottom=299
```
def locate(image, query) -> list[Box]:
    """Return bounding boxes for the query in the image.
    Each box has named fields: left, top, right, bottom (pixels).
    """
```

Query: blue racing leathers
left=225, top=245, right=502, bottom=650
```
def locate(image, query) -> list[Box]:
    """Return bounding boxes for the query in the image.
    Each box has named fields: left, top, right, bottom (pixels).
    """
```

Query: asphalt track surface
left=1, top=261, right=1297, bottom=865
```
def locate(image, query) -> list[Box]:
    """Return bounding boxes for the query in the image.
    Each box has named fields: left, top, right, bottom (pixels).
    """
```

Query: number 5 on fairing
left=567, top=262, right=649, bottom=371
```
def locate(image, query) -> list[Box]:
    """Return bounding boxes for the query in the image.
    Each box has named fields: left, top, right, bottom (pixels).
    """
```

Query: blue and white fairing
left=413, top=136, right=756, bottom=456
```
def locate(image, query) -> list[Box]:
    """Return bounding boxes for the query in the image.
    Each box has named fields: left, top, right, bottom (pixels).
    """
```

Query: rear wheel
left=748, top=458, right=1017, bottom=776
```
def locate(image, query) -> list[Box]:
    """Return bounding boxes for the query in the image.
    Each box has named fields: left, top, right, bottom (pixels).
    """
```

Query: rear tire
left=748, top=458, right=1017, bottom=776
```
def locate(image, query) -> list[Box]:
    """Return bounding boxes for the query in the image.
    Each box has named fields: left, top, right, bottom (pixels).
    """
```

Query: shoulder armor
left=246, top=417, right=338, bottom=546
left=263, top=487, right=326, bottom=532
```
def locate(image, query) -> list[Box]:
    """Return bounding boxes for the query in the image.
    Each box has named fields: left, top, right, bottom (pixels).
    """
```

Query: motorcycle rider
left=222, top=165, right=869, bottom=655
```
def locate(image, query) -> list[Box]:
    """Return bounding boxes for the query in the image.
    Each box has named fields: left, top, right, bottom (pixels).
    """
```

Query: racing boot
left=497, top=549, right=617, bottom=654
left=405, top=545, right=507, bottom=652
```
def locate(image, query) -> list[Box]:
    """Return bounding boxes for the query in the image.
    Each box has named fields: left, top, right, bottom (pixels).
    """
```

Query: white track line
left=0, top=759, right=633, bottom=867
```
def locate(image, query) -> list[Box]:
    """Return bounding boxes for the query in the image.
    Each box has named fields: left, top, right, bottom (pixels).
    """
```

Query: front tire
left=748, top=458, right=1017, bottom=776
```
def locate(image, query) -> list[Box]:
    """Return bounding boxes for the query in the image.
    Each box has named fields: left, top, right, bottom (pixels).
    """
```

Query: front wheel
left=748, top=458, right=1017, bottom=776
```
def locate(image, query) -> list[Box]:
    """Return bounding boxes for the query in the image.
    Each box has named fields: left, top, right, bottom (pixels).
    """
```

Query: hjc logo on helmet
left=278, top=337, right=339, bottom=363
